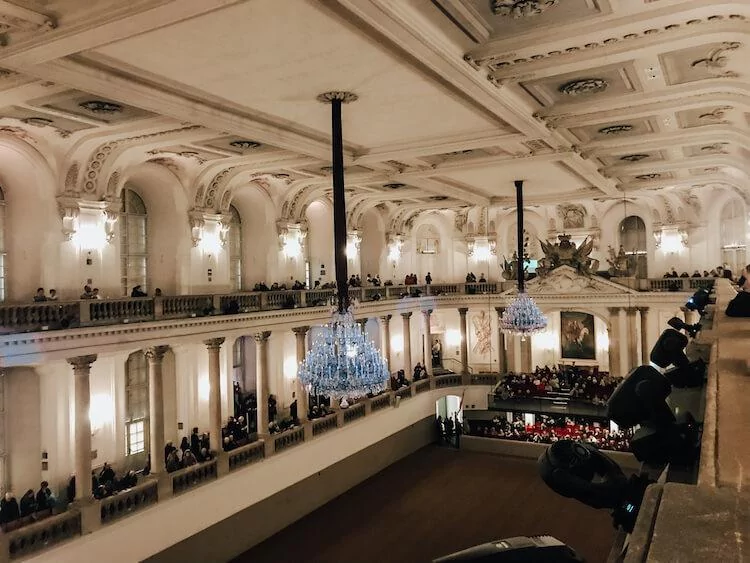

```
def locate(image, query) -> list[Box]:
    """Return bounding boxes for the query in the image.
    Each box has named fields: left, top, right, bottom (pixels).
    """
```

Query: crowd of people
left=494, top=364, right=621, bottom=405
left=163, top=429, right=213, bottom=472
left=662, top=265, right=734, bottom=279
left=468, top=414, right=632, bottom=452
left=0, top=482, right=57, bottom=530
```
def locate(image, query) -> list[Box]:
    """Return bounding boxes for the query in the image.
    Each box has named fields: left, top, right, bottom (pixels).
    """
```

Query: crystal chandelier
left=500, top=180, right=548, bottom=338
left=297, top=92, right=389, bottom=402
left=298, top=307, right=389, bottom=399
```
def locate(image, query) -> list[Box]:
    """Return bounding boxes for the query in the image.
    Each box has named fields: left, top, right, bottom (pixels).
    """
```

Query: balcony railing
left=0, top=277, right=709, bottom=335
left=0, top=375, right=500, bottom=562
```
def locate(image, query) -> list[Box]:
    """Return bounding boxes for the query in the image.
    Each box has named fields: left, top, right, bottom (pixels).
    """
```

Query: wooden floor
left=234, top=446, right=616, bottom=563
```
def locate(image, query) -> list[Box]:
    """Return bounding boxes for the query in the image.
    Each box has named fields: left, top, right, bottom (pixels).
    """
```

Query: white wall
left=5, top=367, right=41, bottom=496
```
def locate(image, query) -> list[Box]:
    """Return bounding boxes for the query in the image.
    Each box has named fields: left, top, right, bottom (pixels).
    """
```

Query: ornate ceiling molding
left=558, top=78, right=608, bottom=97
left=690, top=42, right=742, bottom=78
left=489, top=1, right=558, bottom=18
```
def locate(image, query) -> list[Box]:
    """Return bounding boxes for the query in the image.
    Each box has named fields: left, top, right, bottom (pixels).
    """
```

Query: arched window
left=0, top=187, right=5, bottom=302
left=120, top=189, right=148, bottom=296
left=619, top=215, right=648, bottom=278
left=720, top=199, right=747, bottom=274
left=125, top=351, right=148, bottom=456
left=228, top=205, right=242, bottom=291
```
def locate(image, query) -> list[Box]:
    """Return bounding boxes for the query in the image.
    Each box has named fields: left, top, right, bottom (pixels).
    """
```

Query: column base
left=260, top=433, right=274, bottom=457
left=303, top=421, right=314, bottom=441
left=71, top=498, right=101, bottom=534
left=216, top=452, right=230, bottom=477
left=153, top=472, right=173, bottom=499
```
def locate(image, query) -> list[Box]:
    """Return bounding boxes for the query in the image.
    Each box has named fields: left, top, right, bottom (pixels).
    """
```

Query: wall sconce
left=346, top=231, right=361, bottom=260
left=445, top=329, right=462, bottom=346
left=467, top=237, right=494, bottom=261
left=391, top=334, right=404, bottom=353
left=279, top=224, right=306, bottom=259
left=387, top=235, right=403, bottom=263
left=89, top=393, right=114, bottom=436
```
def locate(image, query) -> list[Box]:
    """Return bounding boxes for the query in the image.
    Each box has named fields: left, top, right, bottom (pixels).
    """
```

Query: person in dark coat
left=179, top=437, right=190, bottom=453
left=35, top=481, right=54, bottom=511
left=99, top=462, right=115, bottom=485
left=19, top=490, right=36, bottom=517
left=190, top=427, right=201, bottom=456
left=0, top=492, right=20, bottom=523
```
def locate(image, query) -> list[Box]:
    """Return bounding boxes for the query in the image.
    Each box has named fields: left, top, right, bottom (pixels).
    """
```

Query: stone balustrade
left=273, top=426, right=305, bottom=453
left=312, top=413, right=338, bottom=436
left=99, top=480, right=159, bottom=524
left=343, top=402, right=366, bottom=424
left=471, top=373, right=499, bottom=386
left=0, top=376, right=499, bottom=562
left=415, top=379, right=431, bottom=394
left=3, top=510, right=81, bottom=560
left=171, top=459, right=218, bottom=495
left=0, top=278, right=708, bottom=335
left=228, top=440, right=265, bottom=472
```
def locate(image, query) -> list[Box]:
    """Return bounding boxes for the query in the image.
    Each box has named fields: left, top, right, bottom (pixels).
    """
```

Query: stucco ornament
left=490, top=0, right=558, bottom=18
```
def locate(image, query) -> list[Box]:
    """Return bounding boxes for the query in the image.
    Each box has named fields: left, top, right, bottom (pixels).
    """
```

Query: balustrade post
left=638, top=307, right=650, bottom=365
left=78, top=300, right=91, bottom=325
left=494, top=307, right=508, bottom=374
left=401, top=312, right=413, bottom=377
left=254, top=331, right=271, bottom=436
left=422, top=309, right=433, bottom=377
left=458, top=308, right=469, bottom=375
left=299, top=290, right=307, bottom=308
left=380, top=314, right=392, bottom=371
left=293, top=326, right=309, bottom=421
left=203, top=338, right=225, bottom=467
left=260, top=292, right=268, bottom=310
left=145, top=345, right=171, bottom=495
left=67, top=354, right=100, bottom=534
left=618, top=307, right=629, bottom=376
left=520, top=336, right=532, bottom=373
left=154, top=296, right=164, bottom=319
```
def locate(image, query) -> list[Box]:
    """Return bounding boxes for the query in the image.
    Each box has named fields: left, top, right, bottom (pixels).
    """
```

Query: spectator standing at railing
left=130, top=285, right=147, bottom=297
left=92, top=288, right=102, bottom=299
left=80, top=285, right=93, bottom=299
left=154, top=288, right=163, bottom=297
left=478, top=273, right=487, bottom=283
left=35, top=481, right=55, bottom=511
left=19, top=490, right=36, bottom=517
left=48, top=289, right=58, bottom=301
left=0, top=492, right=20, bottom=524
left=33, top=287, right=47, bottom=302
left=425, top=272, right=432, bottom=285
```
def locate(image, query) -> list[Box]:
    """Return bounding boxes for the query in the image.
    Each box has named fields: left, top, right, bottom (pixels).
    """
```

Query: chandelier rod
left=331, top=98, right=349, bottom=313
left=514, top=179, right=525, bottom=293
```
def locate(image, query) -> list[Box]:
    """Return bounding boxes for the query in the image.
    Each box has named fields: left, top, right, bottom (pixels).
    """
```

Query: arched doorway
left=619, top=215, right=647, bottom=278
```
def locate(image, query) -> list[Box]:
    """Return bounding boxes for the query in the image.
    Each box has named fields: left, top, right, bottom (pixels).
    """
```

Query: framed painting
left=560, top=311, right=596, bottom=360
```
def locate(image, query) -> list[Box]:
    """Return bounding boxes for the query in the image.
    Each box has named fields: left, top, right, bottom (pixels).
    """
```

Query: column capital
left=494, top=306, right=505, bottom=316
left=203, top=337, right=225, bottom=350
left=607, top=306, right=621, bottom=315
left=422, top=309, right=433, bottom=316
left=66, top=354, right=97, bottom=370
left=401, top=312, right=412, bottom=319
left=625, top=306, right=638, bottom=315
left=379, top=314, right=392, bottom=323
left=253, top=331, right=271, bottom=343
left=292, top=325, right=310, bottom=335
left=636, top=306, right=650, bottom=314
left=144, top=345, right=169, bottom=362
left=458, top=307, right=469, bottom=316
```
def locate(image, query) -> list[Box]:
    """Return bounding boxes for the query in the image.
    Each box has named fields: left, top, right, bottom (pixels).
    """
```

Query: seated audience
left=130, top=285, right=147, bottom=297
left=35, top=481, right=55, bottom=511
left=33, top=288, right=47, bottom=302
left=726, top=265, right=750, bottom=317
left=0, top=492, right=20, bottom=524
left=48, top=289, right=58, bottom=301
left=19, top=490, right=36, bottom=517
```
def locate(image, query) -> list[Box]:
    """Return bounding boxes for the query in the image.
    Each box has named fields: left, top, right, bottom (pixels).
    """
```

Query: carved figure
left=471, top=310, right=492, bottom=356
left=537, top=234, right=599, bottom=277
left=606, top=245, right=633, bottom=277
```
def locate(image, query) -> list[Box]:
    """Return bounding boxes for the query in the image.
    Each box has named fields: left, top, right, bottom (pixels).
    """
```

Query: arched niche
left=359, top=207, right=385, bottom=281
left=408, top=213, right=453, bottom=283
left=122, top=163, right=191, bottom=295
left=619, top=215, right=648, bottom=278
left=0, top=138, right=59, bottom=301
left=230, top=184, right=278, bottom=287
left=305, top=200, right=334, bottom=286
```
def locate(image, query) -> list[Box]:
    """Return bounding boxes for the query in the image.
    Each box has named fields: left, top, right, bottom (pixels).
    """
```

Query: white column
left=422, top=309, right=433, bottom=376
left=380, top=314, right=392, bottom=371
left=204, top=338, right=225, bottom=452
left=145, top=346, right=169, bottom=473
left=495, top=307, right=507, bottom=374
left=618, top=308, right=628, bottom=376
left=638, top=307, right=650, bottom=365
left=607, top=307, right=621, bottom=377
left=254, top=331, right=271, bottom=433
left=458, top=307, right=469, bottom=375
left=401, top=312, right=412, bottom=376
left=67, top=354, right=97, bottom=500
left=293, top=326, right=309, bottom=421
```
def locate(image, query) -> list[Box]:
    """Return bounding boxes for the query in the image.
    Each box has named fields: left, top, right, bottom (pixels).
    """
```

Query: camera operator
left=726, top=264, right=750, bottom=317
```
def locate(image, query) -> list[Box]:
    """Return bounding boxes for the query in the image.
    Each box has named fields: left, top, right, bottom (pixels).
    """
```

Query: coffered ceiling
left=0, top=0, right=746, bottom=225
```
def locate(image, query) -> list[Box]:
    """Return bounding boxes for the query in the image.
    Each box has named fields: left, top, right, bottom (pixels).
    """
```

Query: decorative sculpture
left=606, top=245, right=634, bottom=277
left=537, top=234, right=599, bottom=277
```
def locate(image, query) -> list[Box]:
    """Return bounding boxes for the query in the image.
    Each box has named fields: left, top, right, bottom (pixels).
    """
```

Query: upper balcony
left=0, top=277, right=710, bottom=366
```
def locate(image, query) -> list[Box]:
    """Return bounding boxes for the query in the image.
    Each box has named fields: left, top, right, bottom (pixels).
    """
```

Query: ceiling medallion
left=79, top=100, right=123, bottom=114
left=316, top=91, right=359, bottom=104
left=635, top=173, right=661, bottom=181
left=384, top=183, right=406, bottom=190
left=558, top=78, right=608, bottom=96
left=21, top=117, right=53, bottom=127
left=229, top=140, right=261, bottom=150
left=490, top=0, right=558, bottom=18
left=620, top=154, right=650, bottom=162
left=598, top=124, right=633, bottom=135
